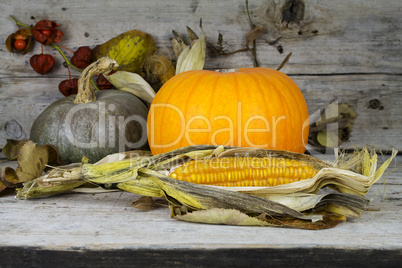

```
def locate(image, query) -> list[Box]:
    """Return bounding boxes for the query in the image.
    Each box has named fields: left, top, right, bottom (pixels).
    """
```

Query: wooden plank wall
left=0, top=0, right=401, bottom=152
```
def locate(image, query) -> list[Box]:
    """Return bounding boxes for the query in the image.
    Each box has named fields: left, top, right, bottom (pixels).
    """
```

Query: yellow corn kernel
left=169, top=157, right=318, bottom=187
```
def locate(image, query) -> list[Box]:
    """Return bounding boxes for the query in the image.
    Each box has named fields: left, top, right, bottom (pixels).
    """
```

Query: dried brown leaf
left=262, top=211, right=345, bottom=230
left=14, top=141, right=62, bottom=183
left=0, top=181, right=6, bottom=192
left=1, top=140, right=62, bottom=192
left=0, top=166, right=19, bottom=188
left=277, top=52, right=292, bottom=71
left=246, top=26, right=264, bottom=47
left=186, top=26, right=199, bottom=46
left=2, top=139, right=30, bottom=161
left=131, top=196, right=168, bottom=210
left=170, top=36, right=189, bottom=59
left=132, top=196, right=155, bottom=210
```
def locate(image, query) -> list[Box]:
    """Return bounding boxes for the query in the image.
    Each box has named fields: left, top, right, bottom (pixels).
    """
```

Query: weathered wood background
left=0, top=0, right=401, bottom=152
left=0, top=1, right=401, bottom=265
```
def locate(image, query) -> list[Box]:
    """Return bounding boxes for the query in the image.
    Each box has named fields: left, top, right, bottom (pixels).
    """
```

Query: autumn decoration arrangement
left=1, top=12, right=397, bottom=230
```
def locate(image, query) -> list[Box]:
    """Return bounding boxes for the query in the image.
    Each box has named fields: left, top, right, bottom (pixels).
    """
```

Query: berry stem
left=10, top=15, right=30, bottom=28
left=50, top=44, right=81, bottom=72
left=58, top=45, right=76, bottom=54
left=50, top=44, right=100, bottom=90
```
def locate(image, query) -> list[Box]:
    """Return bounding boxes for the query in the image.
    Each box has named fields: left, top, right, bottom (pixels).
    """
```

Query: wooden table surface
left=0, top=155, right=401, bottom=267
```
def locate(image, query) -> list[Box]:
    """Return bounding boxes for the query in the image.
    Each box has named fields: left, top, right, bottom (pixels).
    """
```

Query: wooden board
left=1, top=0, right=401, bottom=149
left=0, top=155, right=401, bottom=266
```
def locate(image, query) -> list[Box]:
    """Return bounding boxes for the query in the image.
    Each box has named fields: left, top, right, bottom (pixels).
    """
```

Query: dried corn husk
left=17, top=163, right=85, bottom=198
left=175, top=31, right=206, bottom=75
left=170, top=30, right=189, bottom=58
left=16, top=150, right=151, bottom=198
left=106, top=71, right=156, bottom=103
left=14, top=145, right=396, bottom=230
left=173, top=208, right=347, bottom=230
left=17, top=145, right=396, bottom=199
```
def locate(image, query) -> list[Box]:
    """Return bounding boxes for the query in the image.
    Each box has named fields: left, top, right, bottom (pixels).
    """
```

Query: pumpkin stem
left=74, top=57, right=118, bottom=104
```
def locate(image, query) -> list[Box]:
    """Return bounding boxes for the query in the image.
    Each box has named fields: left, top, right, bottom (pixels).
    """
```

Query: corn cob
left=170, top=157, right=319, bottom=187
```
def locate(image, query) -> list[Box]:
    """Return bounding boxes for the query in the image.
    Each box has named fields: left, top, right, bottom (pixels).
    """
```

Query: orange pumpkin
left=147, top=68, right=309, bottom=155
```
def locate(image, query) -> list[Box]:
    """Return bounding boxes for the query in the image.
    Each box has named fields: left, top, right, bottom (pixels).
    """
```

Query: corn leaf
left=106, top=71, right=156, bottom=103
left=16, top=179, right=85, bottom=199
left=374, top=148, right=397, bottom=183
left=14, top=150, right=149, bottom=199
left=15, top=145, right=397, bottom=199
left=262, top=192, right=368, bottom=218
left=173, top=208, right=345, bottom=230
left=118, top=168, right=306, bottom=219
left=170, top=32, right=189, bottom=58
left=13, top=144, right=395, bottom=230
left=175, top=46, right=190, bottom=75
left=175, top=33, right=206, bottom=75
left=174, top=208, right=276, bottom=226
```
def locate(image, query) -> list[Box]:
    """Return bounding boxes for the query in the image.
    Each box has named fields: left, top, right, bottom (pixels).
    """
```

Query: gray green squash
left=30, top=57, right=149, bottom=164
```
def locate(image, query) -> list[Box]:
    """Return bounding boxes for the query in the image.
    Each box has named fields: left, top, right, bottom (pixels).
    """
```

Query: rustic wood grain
left=0, top=0, right=401, bottom=150
left=1, top=247, right=400, bottom=267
